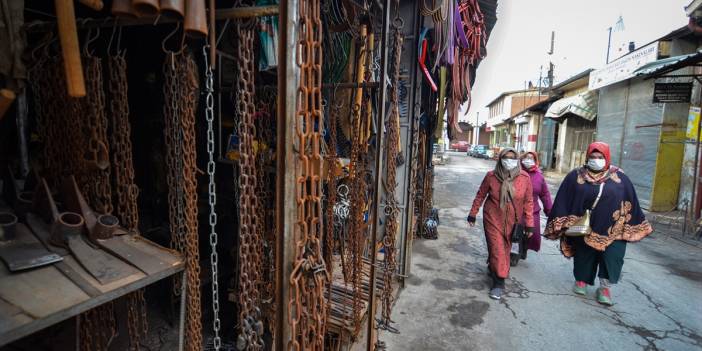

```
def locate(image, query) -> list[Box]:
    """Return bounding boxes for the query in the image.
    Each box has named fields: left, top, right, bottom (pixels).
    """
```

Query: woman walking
left=468, top=148, right=534, bottom=300
left=514, top=152, right=553, bottom=265
left=544, top=142, right=653, bottom=306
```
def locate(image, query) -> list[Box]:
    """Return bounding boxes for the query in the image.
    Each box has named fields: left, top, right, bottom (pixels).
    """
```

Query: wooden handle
left=0, top=89, right=16, bottom=121
left=54, top=0, right=86, bottom=98
left=78, top=0, right=104, bottom=10
left=208, top=0, right=215, bottom=66
left=132, top=0, right=160, bottom=16
left=184, top=0, right=208, bottom=37
left=160, top=0, right=185, bottom=18
left=112, top=0, right=137, bottom=17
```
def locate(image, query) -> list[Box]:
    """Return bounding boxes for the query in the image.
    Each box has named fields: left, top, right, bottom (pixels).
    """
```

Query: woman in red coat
left=467, top=148, right=534, bottom=300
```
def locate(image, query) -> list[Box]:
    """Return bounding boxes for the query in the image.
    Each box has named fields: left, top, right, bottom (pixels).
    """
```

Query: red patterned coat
left=469, top=170, right=534, bottom=278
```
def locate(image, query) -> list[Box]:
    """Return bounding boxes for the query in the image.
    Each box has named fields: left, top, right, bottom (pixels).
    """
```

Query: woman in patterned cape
left=544, top=141, right=653, bottom=306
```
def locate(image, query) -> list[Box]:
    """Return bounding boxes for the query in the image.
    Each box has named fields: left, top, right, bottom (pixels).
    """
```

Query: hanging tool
left=112, top=0, right=137, bottom=17
left=184, top=0, right=208, bottom=37
left=0, top=211, right=63, bottom=272
left=78, top=0, right=104, bottom=10
left=61, top=176, right=168, bottom=275
left=2, top=166, right=34, bottom=221
left=54, top=0, right=86, bottom=97
left=0, top=89, right=16, bottom=121
left=161, top=0, right=185, bottom=18
left=33, top=178, right=139, bottom=284
left=132, top=0, right=161, bottom=16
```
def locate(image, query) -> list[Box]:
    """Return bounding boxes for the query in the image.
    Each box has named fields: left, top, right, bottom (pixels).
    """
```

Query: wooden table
left=0, top=234, right=184, bottom=346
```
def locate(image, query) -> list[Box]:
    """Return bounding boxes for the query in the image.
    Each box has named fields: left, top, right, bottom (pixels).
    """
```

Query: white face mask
left=502, top=158, right=519, bottom=170
left=587, top=158, right=606, bottom=171
left=521, top=159, right=535, bottom=169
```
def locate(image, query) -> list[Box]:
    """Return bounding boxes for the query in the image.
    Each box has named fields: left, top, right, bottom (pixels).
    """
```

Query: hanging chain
left=107, top=50, right=148, bottom=351
left=82, top=54, right=114, bottom=214
left=108, top=51, right=139, bottom=232
left=164, top=51, right=203, bottom=351
left=235, top=23, right=264, bottom=351
left=202, top=45, right=222, bottom=351
left=380, top=24, right=403, bottom=327
left=287, top=0, right=328, bottom=346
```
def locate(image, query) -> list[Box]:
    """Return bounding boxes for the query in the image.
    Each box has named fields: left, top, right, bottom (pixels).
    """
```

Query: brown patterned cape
left=544, top=168, right=653, bottom=257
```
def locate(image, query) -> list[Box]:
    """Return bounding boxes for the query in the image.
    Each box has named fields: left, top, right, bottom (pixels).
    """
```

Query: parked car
left=470, top=145, right=489, bottom=159
left=450, top=140, right=470, bottom=152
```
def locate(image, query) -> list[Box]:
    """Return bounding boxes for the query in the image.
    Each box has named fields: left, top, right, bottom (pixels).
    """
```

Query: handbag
left=565, top=182, right=605, bottom=237
left=507, top=193, right=525, bottom=242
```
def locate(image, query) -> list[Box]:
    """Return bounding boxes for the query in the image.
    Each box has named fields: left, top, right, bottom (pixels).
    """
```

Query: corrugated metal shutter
left=597, top=80, right=663, bottom=209
left=597, top=84, right=628, bottom=166
left=537, top=119, right=557, bottom=169
left=621, top=80, right=662, bottom=210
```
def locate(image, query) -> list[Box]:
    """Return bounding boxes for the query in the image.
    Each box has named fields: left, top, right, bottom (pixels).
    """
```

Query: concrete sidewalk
left=380, top=154, right=702, bottom=351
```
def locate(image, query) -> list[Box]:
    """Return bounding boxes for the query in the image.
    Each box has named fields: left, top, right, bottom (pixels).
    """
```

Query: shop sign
left=589, top=42, right=659, bottom=90
left=653, top=83, right=692, bottom=103
left=686, top=106, right=701, bottom=141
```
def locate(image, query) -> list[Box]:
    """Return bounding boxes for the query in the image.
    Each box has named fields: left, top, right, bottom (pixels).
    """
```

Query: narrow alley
left=381, top=153, right=702, bottom=351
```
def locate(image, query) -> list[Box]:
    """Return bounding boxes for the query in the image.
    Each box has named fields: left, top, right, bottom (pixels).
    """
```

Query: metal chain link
left=164, top=50, right=203, bottom=351
left=235, top=23, right=264, bottom=351
left=380, top=25, right=403, bottom=327
left=202, top=45, right=222, bottom=351
left=107, top=50, right=148, bottom=351
left=287, top=0, right=329, bottom=346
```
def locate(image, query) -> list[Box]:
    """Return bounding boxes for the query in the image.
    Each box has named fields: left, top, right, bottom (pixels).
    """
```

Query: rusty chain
left=107, top=50, right=148, bottom=351
left=108, top=51, right=139, bottom=232
left=287, top=0, right=329, bottom=346
left=380, top=25, right=403, bottom=328
left=164, top=50, right=203, bottom=351
left=235, top=23, right=265, bottom=351
left=82, top=54, right=114, bottom=214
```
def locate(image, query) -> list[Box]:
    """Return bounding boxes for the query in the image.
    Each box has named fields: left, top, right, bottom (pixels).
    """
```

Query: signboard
left=589, top=42, right=659, bottom=90
left=653, top=83, right=693, bottom=103
left=686, top=106, right=701, bottom=141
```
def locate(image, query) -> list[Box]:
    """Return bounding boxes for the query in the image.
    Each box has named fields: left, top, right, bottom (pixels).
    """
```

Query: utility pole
left=547, top=31, right=555, bottom=92
left=606, top=26, right=613, bottom=64
left=474, top=111, right=480, bottom=145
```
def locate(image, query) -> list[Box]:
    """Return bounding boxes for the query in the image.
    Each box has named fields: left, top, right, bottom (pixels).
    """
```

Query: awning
left=545, top=90, right=598, bottom=121
left=634, top=50, right=702, bottom=78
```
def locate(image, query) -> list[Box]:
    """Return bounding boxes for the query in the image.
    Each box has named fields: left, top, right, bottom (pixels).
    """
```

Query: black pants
left=491, top=270, right=505, bottom=289
left=572, top=238, right=627, bottom=285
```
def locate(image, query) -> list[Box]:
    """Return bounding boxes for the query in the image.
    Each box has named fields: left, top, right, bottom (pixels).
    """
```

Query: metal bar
left=321, top=82, right=380, bottom=89
left=366, top=0, right=392, bottom=347
left=16, top=92, right=30, bottom=177
left=24, top=5, right=279, bottom=31
left=400, top=0, right=422, bottom=279
left=178, top=270, right=187, bottom=351
left=274, top=0, right=296, bottom=347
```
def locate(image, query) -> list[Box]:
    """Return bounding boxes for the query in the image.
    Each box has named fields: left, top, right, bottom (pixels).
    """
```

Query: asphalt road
left=380, top=152, right=702, bottom=351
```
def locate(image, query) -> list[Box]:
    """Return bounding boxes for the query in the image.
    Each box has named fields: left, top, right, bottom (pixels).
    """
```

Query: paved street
left=381, top=153, right=702, bottom=351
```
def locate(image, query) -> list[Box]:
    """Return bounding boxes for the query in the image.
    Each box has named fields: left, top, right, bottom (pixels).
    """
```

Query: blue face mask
left=587, top=158, right=606, bottom=171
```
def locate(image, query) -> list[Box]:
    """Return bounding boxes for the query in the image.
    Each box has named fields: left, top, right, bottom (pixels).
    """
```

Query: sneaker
left=489, top=287, right=503, bottom=300
left=597, top=287, right=613, bottom=306
left=573, top=281, right=587, bottom=296
left=509, top=253, right=519, bottom=267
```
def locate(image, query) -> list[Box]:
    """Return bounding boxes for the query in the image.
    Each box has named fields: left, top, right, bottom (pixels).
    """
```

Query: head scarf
left=579, top=141, right=619, bottom=184
left=520, top=151, right=540, bottom=172
left=494, top=148, right=521, bottom=209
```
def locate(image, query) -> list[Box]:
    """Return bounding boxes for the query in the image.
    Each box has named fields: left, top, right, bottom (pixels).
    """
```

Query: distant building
left=541, top=69, right=598, bottom=173
left=485, top=88, right=548, bottom=150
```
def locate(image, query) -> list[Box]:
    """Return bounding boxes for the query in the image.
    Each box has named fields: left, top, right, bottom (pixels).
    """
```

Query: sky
left=463, top=0, right=692, bottom=124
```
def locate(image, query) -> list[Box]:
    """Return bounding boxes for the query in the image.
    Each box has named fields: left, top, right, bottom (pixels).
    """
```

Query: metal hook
left=30, top=31, right=54, bottom=62
left=162, top=22, right=182, bottom=54
left=82, top=20, right=101, bottom=56
left=107, top=18, right=119, bottom=56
